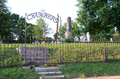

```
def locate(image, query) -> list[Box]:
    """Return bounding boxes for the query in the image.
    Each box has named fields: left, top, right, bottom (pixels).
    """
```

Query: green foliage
left=34, top=18, right=52, bottom=39
left=0, top=44, right=25, bottom=66
left=0, top=0, right=35, bottom=39
left=65, top=37, right=74, bottom=43
left=76, top=0, right=119, bottom=38
left=113, top=33, right=120, bottom=41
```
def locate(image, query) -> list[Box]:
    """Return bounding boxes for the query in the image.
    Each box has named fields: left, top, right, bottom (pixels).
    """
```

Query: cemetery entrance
left=0, top=14, right=120, bottom=67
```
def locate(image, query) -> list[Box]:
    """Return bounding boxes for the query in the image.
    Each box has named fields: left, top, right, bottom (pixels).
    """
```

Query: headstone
left=65, top=17, right=73, bottom=39
left=110, top=38, right=113, bottom=42
left=80, top=36, right=86, bottom=42
left=60, top=37, right=65, bottom=43
left=50, top=41, right=54, bottom=44
left=41, top=41, right=46, bottom=44
left=83, top=36, right=86, bottom=42
left=86, top=32, right=90, bottom=42
left=32, top=42, right=34, bottom=44
left=63, top=38, right=65, bottom=42
left=74, top=36, right=79, bottom=42
left=80, top=36, right=83, bottom=42
left=35, top=40, right=39, bottom=44
left=35, top=41, right=37, bottom=44
left=0, top=40, right=2, bottom=44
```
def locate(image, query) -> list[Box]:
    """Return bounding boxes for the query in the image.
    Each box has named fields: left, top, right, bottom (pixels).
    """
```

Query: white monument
left=80, top=36, right=86, bottom=42
left=86, top=32, right=90, bottom=42
left=80, top=36, right=83, bottom=42
left=110, top=38, right=113, bottom=42
left=74, top=36, right=79, bottom=42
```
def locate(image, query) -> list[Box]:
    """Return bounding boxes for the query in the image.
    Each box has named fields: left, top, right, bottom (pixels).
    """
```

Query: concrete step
left=38, top=71, right=62, bottom=75
left=43, top=75, right=64, bottom=79
left=35, top=67, right=59, bottom=72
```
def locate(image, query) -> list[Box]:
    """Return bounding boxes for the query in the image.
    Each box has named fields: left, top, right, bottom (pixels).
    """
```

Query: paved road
left=73, top=76, right=120, bottom=79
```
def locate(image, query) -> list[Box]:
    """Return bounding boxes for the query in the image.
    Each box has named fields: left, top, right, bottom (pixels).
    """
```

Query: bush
left=113, top=33, right=120, bottom=41
left=65, top=37, right=73, bottom=43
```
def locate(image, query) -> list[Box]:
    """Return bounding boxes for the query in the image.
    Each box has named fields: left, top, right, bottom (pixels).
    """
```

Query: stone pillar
left=53, top=14, right=59, bottom=42
left=65, top=17, right=73, bottom=39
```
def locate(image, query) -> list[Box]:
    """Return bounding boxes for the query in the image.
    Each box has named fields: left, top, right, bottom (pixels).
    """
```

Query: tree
left=59, top=20, right=82, bottom=39
left=0, top=0, right=10, bottom=39
left=34, top=18, right=52, bottom=39
left=26, top=23, right=34, bottom=40
left=0, top=0, right=9, bottom=12
left=76, top=0, right=119, bottom=39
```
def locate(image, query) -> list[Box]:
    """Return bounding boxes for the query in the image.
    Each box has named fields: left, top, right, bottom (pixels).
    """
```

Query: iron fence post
left=59, top=47, right=62, bottom=64
left=105, top=38, right=108, bottom=63
left=25, top=13, right=27, bottom=65
left=0, top=36, right=1, bottom=66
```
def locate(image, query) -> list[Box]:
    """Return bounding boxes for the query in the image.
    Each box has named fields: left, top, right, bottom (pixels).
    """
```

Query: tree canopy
left=34, top=18, right=52, bottom=39
left=76, top=0, right=119, bottom=39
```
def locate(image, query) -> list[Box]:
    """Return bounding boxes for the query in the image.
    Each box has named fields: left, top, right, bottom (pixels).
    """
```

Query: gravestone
left=80, top=36, right=86, bottom=42
left=80, top=36, right=83, bottom=42
left=35, top=40, right=39, bottom=44
left=65, top=17, right=73, bottom=39
left=32, top=42, right=34, bottom=44
left=41, top=41, right=46, bottom=44
left=60, top=37, right=65, bottom=43
left=18, top=47, right=50, bottom=64
left=110, top=38, right=113, bottom=42
left=0, top=40, right=2, bottom=44
left=50, top=41, right=54, bottom=44
left=86, top=32, right=90, bottom=42
left=74, top=36, right=79, bottom=42
left=83, top=36, right=86, bottom=42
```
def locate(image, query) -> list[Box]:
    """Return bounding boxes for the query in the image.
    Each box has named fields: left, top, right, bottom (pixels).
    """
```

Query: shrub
left=65, top=37, right=73, bottom=43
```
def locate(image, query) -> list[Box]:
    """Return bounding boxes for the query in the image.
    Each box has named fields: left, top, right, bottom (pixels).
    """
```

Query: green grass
left=59, top=61, right=120, bottom=79
left=0, top=42, right=120, bottom=66
left=0, top=66, right=39, bottom=79
left=0, top=42, right=120, bottom=78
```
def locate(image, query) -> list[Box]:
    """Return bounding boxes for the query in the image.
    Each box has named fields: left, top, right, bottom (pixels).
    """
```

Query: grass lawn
left=0, top=66, right=39, bottom=79
left=59, top=61, right=120, bottom=79
left=0, top=42, right=120, bottom=66
left=0, top=42, right=120, bottom=78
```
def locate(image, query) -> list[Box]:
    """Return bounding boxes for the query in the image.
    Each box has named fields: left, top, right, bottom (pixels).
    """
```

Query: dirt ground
left=73, top=75, right=120, bottom=79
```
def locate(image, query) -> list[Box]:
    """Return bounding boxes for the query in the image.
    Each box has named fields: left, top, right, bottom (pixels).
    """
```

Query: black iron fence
left=0, top=36, right=120, bottom=67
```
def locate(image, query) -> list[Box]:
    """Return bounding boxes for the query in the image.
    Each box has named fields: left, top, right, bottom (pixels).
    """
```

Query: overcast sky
left=7, top=0, right=79, bottom=38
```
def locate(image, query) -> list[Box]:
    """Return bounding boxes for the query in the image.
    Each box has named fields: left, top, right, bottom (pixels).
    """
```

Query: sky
left=7, top=0, right=79, bottom=38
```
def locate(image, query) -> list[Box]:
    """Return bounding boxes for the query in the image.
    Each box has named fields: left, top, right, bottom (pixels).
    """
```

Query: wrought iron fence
left=0, top=36, right=120, bottom=67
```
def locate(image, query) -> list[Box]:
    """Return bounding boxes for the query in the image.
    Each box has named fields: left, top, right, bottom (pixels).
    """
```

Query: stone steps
left=35, top=67, right=59, bottom=72
left=35, top=67, right=64, bottom=79
left=38, top=71, right=62, bottom=75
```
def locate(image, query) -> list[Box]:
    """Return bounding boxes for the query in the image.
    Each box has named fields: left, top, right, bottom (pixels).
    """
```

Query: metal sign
left=26, top=9, right=58, bottom=23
